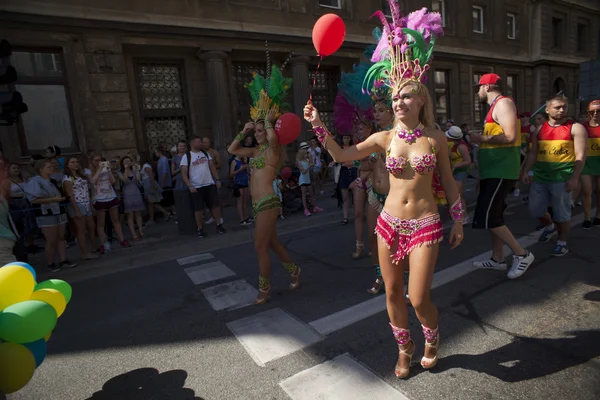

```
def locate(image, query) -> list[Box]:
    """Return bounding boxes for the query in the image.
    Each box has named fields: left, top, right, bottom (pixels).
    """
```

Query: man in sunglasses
left=580, top=100, right=600, bottom=228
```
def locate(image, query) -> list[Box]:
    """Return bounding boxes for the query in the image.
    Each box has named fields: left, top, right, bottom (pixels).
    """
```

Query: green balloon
left=35, top=279, right=72, bottom=304
left=0, top=301, right=57, bottom=344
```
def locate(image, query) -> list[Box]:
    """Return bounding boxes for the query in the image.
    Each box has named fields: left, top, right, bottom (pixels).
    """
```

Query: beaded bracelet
left=313, top=125, right=332, bottom=146
left=234, top=131, right=246, bottom=141
left=264, top=120, right=273, bottom=130
left=449, top=195, right=466, bottom=222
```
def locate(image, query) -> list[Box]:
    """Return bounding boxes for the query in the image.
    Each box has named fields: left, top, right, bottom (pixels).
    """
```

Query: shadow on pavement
left=86, top=368, right=203, bottom=400
left=430, top=330, right=600, bottom=383
left=584, top=290, right=600, bottom=302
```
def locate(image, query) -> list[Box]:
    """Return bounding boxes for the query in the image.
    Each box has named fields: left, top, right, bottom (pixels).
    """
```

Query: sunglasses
left=588, top=110, right=600, bottom=115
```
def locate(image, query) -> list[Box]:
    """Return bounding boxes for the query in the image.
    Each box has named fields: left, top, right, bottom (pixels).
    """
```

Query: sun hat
left=445, top=126, right=463, bottom=140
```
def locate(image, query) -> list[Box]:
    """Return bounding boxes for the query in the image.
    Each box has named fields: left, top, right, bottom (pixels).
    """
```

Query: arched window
left=553, top=77, right=567, bottom=96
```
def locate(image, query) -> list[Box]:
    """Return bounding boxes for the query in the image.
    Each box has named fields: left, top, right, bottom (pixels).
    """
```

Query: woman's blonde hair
left=296, top=148, right=308, bottom=162
left=393, top=81, right=435, bottom=129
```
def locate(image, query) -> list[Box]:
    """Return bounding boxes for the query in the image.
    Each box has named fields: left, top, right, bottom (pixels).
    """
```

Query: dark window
left=10, top=49, right=77, bottom=155
left=432, top=1, right=448, bottom=28
left=577, top=23, right=587, bottom=52
left=473, top=6, right=484, bottom=34
left=507, top=13, right=516, bottom=40
left=506, top=74, right=518, bottom=102
left=434, top=70, right=451, bottom=124
left=134, top=62, right=190, bottom=151
left=552, top=17, right=563, bottom=48
left=473, top=73, right=487, bottom=126
left=308, top=66, right=340, bottom=133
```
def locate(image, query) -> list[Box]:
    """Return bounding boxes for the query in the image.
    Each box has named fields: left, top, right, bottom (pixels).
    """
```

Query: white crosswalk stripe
left=280, top=353, right=410, bottom=400
left=177, top=252, right=214, bottom=265
left=226, top=308, right=322, bottom=367
left=201, top=279, right=258, bottom=311
left=184, top=261, right=235, bottom=285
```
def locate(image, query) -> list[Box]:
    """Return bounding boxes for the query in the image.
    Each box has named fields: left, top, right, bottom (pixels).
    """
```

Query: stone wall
left=83, top=35, right=137, bottom=160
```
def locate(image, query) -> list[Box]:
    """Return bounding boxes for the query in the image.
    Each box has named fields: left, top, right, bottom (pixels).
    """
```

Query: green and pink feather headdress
left=364, top=3, right=444, bottom=92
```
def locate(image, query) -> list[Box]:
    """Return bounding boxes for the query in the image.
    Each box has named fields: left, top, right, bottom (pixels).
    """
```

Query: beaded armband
left=313, top=125, right=332, bottom=146
left=449, top=195, right=466, bottom=222
left=234, top=131, right=246, bottom=142
left=264, top=120, right=274, bottom=130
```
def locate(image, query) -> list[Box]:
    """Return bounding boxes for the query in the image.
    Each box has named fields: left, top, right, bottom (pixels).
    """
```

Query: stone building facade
left=1, top=0, right=599, bottom=175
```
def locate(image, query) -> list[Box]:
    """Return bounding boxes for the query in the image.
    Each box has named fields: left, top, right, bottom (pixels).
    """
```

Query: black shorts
left=472, top=178, right=513, bottom=230
left=191, top=185, right=219, bottom=211
left=160, top=186, right=174, bottom=207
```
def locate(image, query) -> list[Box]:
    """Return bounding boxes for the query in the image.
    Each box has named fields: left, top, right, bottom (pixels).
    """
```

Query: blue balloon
left=23, top=338, right=47, bottom=367
left=2, top=262, right=36, bottom=281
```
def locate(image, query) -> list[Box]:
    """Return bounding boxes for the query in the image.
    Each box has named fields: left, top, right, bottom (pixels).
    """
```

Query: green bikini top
left=249, top=143, right=270, bottom=170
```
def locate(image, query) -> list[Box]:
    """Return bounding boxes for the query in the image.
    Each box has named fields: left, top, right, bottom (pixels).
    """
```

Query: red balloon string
left=309, top=55, right=324, bottom=102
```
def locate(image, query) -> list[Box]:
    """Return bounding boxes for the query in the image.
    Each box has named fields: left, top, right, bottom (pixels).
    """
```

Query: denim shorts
left=67, top=202, right=93, bottom=218
left=36, top=213, right=68, bottom=228
left=528, top=181, right=572, bottom=223
left=453, top=171, right=468, bottom=183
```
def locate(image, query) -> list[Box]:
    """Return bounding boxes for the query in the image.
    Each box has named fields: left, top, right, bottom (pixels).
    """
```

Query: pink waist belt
left=375, top=210, right=444, bottom=264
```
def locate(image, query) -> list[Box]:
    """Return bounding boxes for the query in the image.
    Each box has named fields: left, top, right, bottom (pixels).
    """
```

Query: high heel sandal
left=289, top=266, right=301, bottom=290
left=420, top=325, right=439, bottom=369
left=254, top=285, right=271, bottom=305
left=352, top=241, right=364, bottom=259
left=390, top=323, right=413, bottom=379
left=367, top=277, right=384, bottom=294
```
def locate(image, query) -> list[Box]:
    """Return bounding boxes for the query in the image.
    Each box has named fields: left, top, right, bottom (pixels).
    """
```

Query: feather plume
left=366, top=6, right=444, bottom=88
left=246, top=64, right=292, bottom=122
left=334, top=92, right=354, bottom=135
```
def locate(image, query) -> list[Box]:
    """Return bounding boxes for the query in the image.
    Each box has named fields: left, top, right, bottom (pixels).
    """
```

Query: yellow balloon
left=0, top=266, right=35, bottom=311
left=0, top=342, right=36, bottom=394
left=29, top=289, right=66, bottom=318
left=44, top=332, right=52, bottom=342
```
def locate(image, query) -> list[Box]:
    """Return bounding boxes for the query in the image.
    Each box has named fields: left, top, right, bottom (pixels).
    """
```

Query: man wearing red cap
left=470, top=73, right=535, bottom=279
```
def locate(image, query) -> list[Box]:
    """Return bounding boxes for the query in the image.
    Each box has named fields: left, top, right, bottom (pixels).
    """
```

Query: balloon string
left=309, top=55, right=323, bottom=102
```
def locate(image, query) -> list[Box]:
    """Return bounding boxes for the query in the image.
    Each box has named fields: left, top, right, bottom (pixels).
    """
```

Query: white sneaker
left=507, top=251, right=535, bottom=279
left=513, top=188, right=520, bottom=197
left=473, top=258, right=507, bottom=271
left=205, top=217, right=215, bottom=224
left=220, top=217, right=224, bottom=224
left=104, top=241, right=111, bottom=253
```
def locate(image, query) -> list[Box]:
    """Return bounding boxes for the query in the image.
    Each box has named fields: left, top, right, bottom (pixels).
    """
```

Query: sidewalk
left=31, top=183, right=345, bottom=282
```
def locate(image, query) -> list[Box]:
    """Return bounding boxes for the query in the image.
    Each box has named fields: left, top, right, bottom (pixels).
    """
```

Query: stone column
left=289, top=56, right=311, bottom=143
left=198, top=51, right=234, bottom=181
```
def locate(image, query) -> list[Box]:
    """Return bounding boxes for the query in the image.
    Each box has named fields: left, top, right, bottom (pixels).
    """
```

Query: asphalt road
left=9, top=186, right=600, bottom=400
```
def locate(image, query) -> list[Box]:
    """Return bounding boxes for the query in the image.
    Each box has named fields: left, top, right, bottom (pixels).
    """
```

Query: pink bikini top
left=385, top=137, right=437, bottom=175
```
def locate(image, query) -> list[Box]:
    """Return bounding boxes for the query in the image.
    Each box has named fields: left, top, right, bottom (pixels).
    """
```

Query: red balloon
left=275, top=113, right=302, bottom=145
left=280, top=167, right=293, bottom=180
left=312, top=14, right=346, bottom=57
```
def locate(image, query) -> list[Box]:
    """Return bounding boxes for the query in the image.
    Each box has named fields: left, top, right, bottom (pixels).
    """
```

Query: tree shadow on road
left=86, top=368, right=203, bottom=400
left=430, top=330, right=600, bottom=383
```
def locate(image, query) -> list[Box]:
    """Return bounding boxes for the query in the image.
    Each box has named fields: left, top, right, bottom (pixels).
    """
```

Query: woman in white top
left=63, top=156, right=99, bottom=259
left=88, top=153, right=128, bottom=251
left=308, top=138, right=324, bottom=194
left=141, top=158, right=170, bottom=224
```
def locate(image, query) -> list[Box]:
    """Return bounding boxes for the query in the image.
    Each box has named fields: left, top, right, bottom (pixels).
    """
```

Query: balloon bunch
left=0, top=262, right=72, bottom=394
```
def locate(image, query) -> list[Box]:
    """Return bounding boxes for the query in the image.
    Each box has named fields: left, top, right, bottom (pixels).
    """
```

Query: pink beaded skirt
left=375, top=210, right=443, bottom=264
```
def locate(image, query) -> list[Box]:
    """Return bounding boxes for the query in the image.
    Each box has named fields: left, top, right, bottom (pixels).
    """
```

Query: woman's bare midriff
left=384, top=173, right=438, bottom=220
left=250, top=165, right=277, bottom=201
